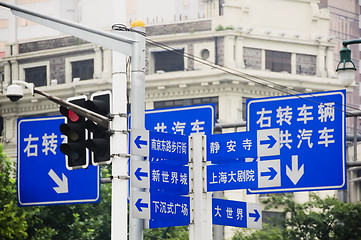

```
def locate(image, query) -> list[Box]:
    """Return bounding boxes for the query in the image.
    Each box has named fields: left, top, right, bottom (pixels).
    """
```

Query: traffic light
left=59, top=96, right=89, bottom=169
left=85, top=91, right=112, bottom=165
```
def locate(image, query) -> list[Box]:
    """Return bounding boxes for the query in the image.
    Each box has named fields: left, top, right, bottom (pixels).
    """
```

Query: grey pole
left=110, top=0, right=128, bottom=239
left=129, top=22, right=146, bottom=240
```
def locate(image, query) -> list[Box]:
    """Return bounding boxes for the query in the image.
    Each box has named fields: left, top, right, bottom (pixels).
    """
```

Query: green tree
left=0, top=144, right=31, bottom=239
left=232, top=193, right=361, bottom=240
left=144, top=226, right=188, bottom=240
left=26, top=167, right=112, bottom=239
left=0, top=143, right=112, bottom=239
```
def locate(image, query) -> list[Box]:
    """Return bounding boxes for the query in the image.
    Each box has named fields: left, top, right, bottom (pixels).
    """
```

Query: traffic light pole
left=1, top=2, right=146, bottom=240
left=110, top=0, right=129, bottom=238
left=10, top=80, right=110, bottom=128
left=129, top=23, right=146, bottom=240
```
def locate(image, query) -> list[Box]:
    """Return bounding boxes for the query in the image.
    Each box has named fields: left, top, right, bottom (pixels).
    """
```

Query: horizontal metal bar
left=215, top=122, right=247, bottom=129
left=346, top=161, right=361, bottom=167
left=348, top=166, right=361, bottom=171
left=34, top=88, right=110, bottom=128
left=346, top=110, right=361, bottom=117
left=101, top=178, right=112, bottom=184
left=350, top=177, right=361, bottom=182
left=346, top=134, right=361, bottom=141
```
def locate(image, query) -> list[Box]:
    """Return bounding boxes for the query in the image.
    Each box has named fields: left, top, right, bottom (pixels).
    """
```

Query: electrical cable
left=146, top=37, right=359, bottom=116
left=111, top=23, right=358, bottom=116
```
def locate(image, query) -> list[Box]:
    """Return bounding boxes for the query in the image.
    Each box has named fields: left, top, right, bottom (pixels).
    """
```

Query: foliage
left=27, top=166, right=112, bottom=239
left=215, top=25, right=234, bottom=31
left=232, top=223, right=282, bottom=240
left=232, top=193, right=361, bottom=240
left=144, top=226, right=188, bottom=240
left=0, top=144, right=112, bottom=239
left=0, top=144, right=29, bottom=239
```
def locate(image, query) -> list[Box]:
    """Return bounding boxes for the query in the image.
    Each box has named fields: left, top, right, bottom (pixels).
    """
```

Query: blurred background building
left=0, top=0, right=360, bottom=239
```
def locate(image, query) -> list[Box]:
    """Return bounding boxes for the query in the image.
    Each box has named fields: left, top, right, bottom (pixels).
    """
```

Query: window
left=154, top=97, right=219, bottom=119
left=153, top=49, right=184, bottom=73
left=25, top=66, right=47, bottom=87
left=71, top=59, right=94, bottom=80
left=265, top=50, right=291, bottom=73
left=242, top=97, right=253, bottom=121
left=244, top=48, right=262, bottom=70
left=296, top=54, right=316, bottom=75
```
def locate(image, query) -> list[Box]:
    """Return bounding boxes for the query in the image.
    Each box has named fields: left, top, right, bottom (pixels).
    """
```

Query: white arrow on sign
left=131, top=128, right=149, bottom=157
left=48, top=169, right=69, bottom=194
left=257, top=128, right=280, bottom=157
left=286, top=155, right=304, bottom=185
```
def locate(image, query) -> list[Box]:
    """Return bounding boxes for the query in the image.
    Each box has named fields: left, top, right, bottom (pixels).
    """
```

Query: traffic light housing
left=59, top=96, right=89, bottom=169
left=85, top=91, right=112, bottom=165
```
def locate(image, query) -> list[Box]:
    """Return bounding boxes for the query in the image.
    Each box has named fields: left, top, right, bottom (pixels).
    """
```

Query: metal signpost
left=0, top=2, right=141, bottom=238
left=246, top=90, right=346, bottom=194
left=2, top=3, right=348, bottom=239
left=17, top=116, right=100, bottom=206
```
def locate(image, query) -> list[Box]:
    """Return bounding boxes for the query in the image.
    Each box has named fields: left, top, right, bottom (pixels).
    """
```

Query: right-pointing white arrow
left=48, top=169, right=69, bottom=194
left=286, top=155, right=304, bottom=185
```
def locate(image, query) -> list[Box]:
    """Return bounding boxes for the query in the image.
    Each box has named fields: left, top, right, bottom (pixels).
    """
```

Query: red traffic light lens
left=69, top=110, right=80, bottom=122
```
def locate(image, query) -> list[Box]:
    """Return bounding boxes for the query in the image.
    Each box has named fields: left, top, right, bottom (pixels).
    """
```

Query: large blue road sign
left=143, top=104, right=215, bottom=136
left=212, top=198, right=262, bottom=229
left=129, top=104, right=215, bottom=137
left=132, top=191, right=190, bottom=228
left=17, top=116, right=100, bottom=206
left=247, top=90, right=346, bottom=194
left=131, top=128, right=189, bottom=162
left=131, top=160, right=189, bottom=194
left=207, top=128, right=280, bottom=163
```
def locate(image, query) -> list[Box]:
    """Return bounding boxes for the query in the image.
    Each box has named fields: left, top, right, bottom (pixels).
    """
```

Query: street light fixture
left=336, top=40, right=361, bottom=86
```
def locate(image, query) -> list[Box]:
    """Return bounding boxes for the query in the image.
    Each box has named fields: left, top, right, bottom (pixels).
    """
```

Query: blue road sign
left=150, top=161, right=189, bottom=194
left=207, top=131, right=256, bottom=163
left=131, top=129, right=189, bottom=162
left=129, top=104, right=214, bottom=137
left=246, top=90, right=346, bottom=194
left=207, top=128, right=280, bottom=163
left=143, top=104, right=214, bottom=136
left=131, top=160, right=189, bottom=194
left=17, top=116, right=100, bottom=206
left=207, top=162, right=258, bottom=192
left=132, top=191, right=190, bottom=228
left=212, top=198, right=262, bottom=229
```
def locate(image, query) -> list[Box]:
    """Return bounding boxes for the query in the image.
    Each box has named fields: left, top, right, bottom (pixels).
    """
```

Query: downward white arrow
left=286, top=155, right=304, bottom=185
left=48, top=169, right=68, bottom=194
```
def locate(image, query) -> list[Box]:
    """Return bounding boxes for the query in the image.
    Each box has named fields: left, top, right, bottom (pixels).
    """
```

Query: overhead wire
left=111, top=23, right=358, bottom=116
left=145, top=37, right=359, bottom=116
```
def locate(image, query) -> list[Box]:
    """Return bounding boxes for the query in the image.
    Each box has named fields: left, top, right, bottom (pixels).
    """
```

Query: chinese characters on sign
left=149, top=193, right=190, bottom=228
left=18, top=116, right=100, bottom=206
left=207, top=162, right=258, bottom=191
left=247, top=90, right=346, bottom=193
left=144, top=105, right=214, bottom=136
left=255, top=102, right=337, bottom=150
left=212, top=198, right=262, bottom=229
left=23, top=133, right=64, bottom=157
left=150, top=138, right=187, bottom=158
left=150, top=161, right=189, bottom=194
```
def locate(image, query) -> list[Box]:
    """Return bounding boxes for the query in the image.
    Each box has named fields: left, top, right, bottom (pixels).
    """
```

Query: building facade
left=0, top=0, right=359, bottom=238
